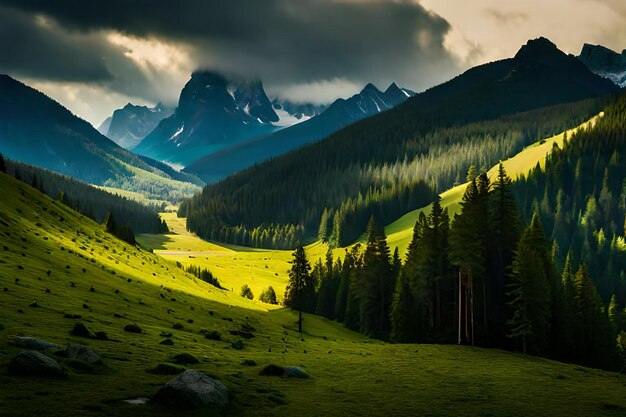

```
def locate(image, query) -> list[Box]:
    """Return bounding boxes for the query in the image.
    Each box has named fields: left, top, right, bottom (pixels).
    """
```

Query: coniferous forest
left=181, top=98, right=606, bottom=249
left=287, top=95, right=626, bottom=372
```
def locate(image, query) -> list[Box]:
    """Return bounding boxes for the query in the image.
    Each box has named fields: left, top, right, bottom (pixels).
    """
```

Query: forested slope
left=2, top=157, right=168, bottom=234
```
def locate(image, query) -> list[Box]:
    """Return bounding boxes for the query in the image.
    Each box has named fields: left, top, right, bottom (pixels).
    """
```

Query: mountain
left=133, top=71, right=281, bottom=166
left=0, top=75, right=201, bottom=201
left=98, top=102, right=174, bottom=149
left=578, top=43, right=626, bottom=87
left=97, top=116, right=112, bottom=136
left=180, top=37, right=618, bottom=249
left=184, top=82, right=415, bottom=182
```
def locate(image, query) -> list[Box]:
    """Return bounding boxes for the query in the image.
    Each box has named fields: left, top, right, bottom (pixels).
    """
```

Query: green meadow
left=3, top=114, right=626, bottom=417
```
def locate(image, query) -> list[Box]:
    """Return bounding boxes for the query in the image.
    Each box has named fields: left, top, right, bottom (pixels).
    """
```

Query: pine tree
left=572, top=264, right=619, bottom=370
left=450, top=179, right=485, bottom=345
left=506, top=227, right=551, bottom=355
left=318, top=209, right=331, bottom=242
left=390, top=272, right=416, bottom=342
left=285, top=245, right=313, bottom=333
left=335, top=246, right=358, bottom=323
left=559, top=252, right=577, bottom=362
left=315, top=249, right=338, bottom=319
left=359, top=216, right=393, bottom=339
left=608, top=294, right=621, bottom=332
left=0, top=153, right=6, bottom=173
left=488, top=163, right=521, bottom=344
left=103, top=211, right=116, bottom=234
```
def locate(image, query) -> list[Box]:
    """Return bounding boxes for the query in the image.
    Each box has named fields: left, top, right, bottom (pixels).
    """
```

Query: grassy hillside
left=2, top=171, right=626, bottom=416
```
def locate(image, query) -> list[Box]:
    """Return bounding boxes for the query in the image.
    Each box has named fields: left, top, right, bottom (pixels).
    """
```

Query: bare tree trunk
left=380, top=275, right=385, bottom=338
left=458, top=270, right=462, bottom=344
left=463, top=279, right=469, bottom=343
left=299, top=309, right=302, bottom=334
left=483, top=279, right=487, bottom=334
left=470, top=273, right=475, bottom=346
left=435, top=279, right=441, bottom=330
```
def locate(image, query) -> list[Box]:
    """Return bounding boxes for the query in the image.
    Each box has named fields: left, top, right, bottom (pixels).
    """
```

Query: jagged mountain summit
left=98, top=103, right=174, bottom=149
left=184, top=81, right=415, bottom=182
left=578, top=43, right=626, bottom=87
left=133, top=71, right=282, bottom=166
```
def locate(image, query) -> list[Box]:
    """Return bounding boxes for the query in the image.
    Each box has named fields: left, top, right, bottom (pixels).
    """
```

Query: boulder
left=284, top=366, right=310, bottom=378
left=124, top=324, right=142, bottom=334
left=171, top=353, right=199, bottom=365
left=65, top=344, right=102, bottom=364
left=259, top=364, right=285, bottom=377
left=151, top=370, right=230, bottom=410
left=203, top=330, right=221, bottom=341
left=159, top=338, right=174, bottom=346
left=13, top=336, right=58, bottom=351
left=70, top=323, right=92, bottom=338
left=7, top=351, right=66, bottom=378
left=260, top=364, right=310, bottom=378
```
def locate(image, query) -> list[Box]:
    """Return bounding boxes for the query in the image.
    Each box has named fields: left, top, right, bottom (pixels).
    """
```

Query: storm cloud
left=0, top=0, right=462, bottom=122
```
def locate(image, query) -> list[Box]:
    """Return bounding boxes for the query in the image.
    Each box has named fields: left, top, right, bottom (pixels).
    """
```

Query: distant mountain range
left=98, top=103, right=174, bottom=149
left=184, top=82, right=415, bottom=182
left=131, top=70, right=414, bottom=171
left=578, top=43, right=626, bottom=87
left=132, top=72, right=283, bottom=166
left=0, top=75, right=201, bottom=200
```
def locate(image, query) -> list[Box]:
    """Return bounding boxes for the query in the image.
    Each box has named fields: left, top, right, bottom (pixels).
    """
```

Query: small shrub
left=240, top=284, right=254, bottom=300
left=259, top=286, right=278, bottom=305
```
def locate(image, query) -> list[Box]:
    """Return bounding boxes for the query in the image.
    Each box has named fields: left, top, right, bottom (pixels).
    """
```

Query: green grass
left=3, top=113, right=626, bottom=416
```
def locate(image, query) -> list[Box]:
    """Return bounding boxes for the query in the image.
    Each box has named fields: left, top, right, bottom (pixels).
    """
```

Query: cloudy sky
left=0, top=0, right=624, bottom=125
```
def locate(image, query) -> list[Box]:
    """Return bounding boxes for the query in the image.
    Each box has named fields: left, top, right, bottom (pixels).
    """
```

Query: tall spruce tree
left=358, top=216, right=393, bottom=339
left=572, top=264, right=619, bottom=370
left=318, top=209, right=331, bottom=242
left=506, top=225, right=551, bottom=355
left=488, top=163, right=521, bottom=345
left=285, top=245, right=313, bottom=333
left=559, top=252, right=577, bottom=362
left=450, top=179, right=485, bottom=345
left=390, top=271, right=417, bottom=342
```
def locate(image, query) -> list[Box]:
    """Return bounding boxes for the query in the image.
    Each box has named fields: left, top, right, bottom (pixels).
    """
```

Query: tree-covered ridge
left=514, top=95, right=626, bottom=304
left=2, top=158, right=167, bottom=234
left=181, top=98, right=606, bottom=249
